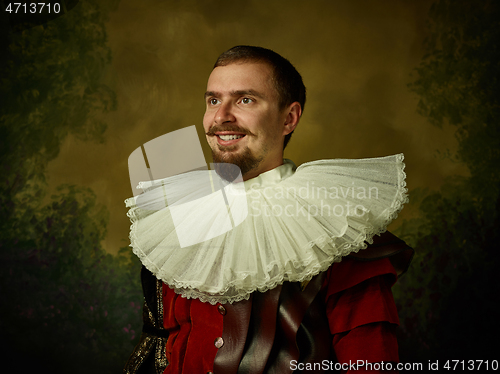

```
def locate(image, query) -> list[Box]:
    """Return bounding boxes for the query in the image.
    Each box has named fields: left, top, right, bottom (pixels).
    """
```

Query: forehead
left=206, top=62, right=276, bottom=98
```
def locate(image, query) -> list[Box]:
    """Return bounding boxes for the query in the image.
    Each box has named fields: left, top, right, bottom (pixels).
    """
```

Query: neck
left=243, top=158, right=284, bottom=181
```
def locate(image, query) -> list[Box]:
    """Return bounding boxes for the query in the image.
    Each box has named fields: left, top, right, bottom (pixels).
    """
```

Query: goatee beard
left=211, top=146, right=263, bottom=182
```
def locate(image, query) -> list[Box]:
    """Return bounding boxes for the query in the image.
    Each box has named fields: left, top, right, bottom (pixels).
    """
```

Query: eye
left=241, top=97, right=253, bottom=104
left=209, top=98, right=220, bottom=105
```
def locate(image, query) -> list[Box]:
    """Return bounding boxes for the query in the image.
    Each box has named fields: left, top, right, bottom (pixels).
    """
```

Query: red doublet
left=161, top=257, right=399, bottom=373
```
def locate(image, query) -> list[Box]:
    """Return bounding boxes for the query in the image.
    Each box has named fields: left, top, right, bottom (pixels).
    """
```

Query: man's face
left=203, top=62, right=291, bottom=180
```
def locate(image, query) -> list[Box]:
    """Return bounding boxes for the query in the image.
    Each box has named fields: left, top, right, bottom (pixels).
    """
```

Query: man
left=124, top=46, right=413, bottom=373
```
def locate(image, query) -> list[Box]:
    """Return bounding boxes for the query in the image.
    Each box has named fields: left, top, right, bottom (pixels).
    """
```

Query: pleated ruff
left=125, top=154, right=408, bottom=304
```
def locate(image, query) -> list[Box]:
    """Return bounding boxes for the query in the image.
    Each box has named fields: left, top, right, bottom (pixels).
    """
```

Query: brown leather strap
left=238, top=286, right=282, bottom=374
left=214, top=273, right=331, bottom=374
left=213, top=296, right=254, bottom=374
left=264, top=272, right=329, bottom=374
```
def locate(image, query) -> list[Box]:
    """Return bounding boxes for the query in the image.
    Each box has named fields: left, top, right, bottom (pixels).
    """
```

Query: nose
left=214, top=102, right=236, bottom=124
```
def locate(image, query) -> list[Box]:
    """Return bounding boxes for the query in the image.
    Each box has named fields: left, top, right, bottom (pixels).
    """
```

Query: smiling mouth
left=215, top=134, right=246, bottom=147
left=218, top=134, right=245, bottom=141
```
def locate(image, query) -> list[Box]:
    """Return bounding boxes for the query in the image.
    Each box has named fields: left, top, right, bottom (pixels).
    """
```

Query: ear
left=282, top=102, right=302, bottom=136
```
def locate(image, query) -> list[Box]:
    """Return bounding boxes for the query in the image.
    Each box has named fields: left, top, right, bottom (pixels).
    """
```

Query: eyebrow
left=204, top=89, right=266, bottom=100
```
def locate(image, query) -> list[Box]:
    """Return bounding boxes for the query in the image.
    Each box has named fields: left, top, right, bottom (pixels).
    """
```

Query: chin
left=211, top=147, right=262, bottom=179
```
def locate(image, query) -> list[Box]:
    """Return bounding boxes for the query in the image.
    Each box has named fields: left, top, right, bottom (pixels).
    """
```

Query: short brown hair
left=214, top=46, right=306, bottom=149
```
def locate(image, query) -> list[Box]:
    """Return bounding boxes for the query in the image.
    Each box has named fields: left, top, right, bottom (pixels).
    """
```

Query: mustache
left=205, top=125, right=253, bottom=137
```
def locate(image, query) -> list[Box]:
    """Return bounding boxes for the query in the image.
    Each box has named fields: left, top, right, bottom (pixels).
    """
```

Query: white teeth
left=219, top=134, right=244, bottom=141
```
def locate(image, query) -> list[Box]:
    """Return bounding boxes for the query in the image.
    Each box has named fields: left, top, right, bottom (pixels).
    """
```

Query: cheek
left=202, top=112, right=211, bottom=131
left=265, top=115, right=284, bottom=137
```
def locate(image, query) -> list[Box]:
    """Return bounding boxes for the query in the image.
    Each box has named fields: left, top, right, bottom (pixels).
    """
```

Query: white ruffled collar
left=243, top=159, right=296, bottom=188
left=126, top=154, right=408, bottom=304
